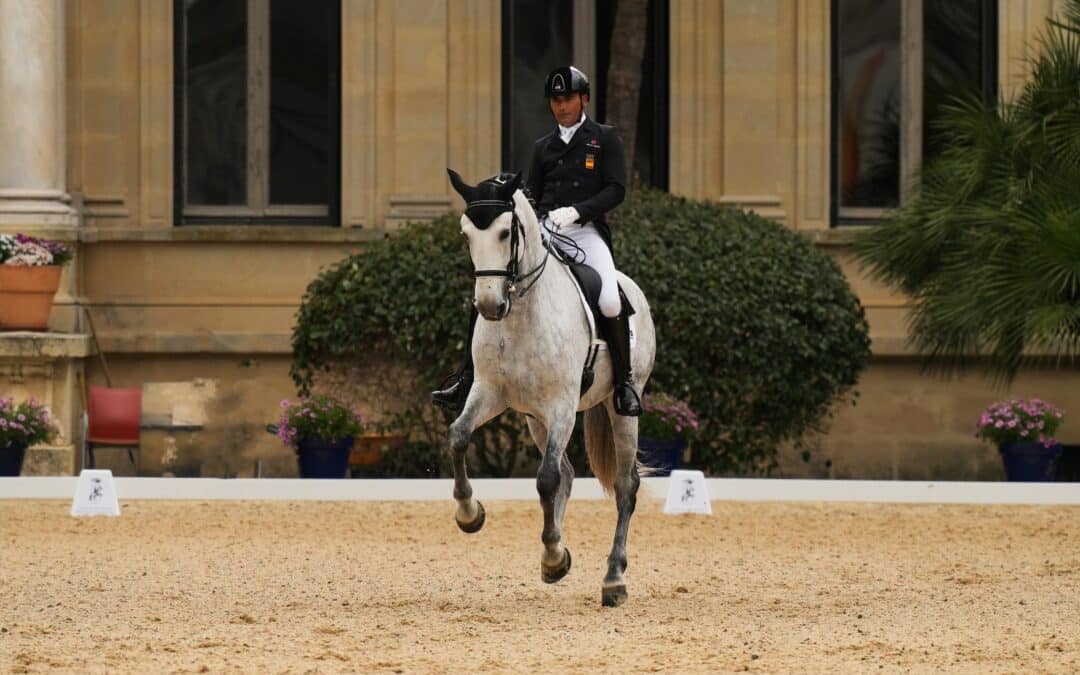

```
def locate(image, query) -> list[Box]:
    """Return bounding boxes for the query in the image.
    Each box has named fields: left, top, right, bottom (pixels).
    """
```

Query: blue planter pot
left=0, top=442, right=28, bottom=476
left=999, top=441, right=1063, bottom=482
left=1057, top=444, right=1080, bottom=482
left=296, top=436, right=354, bottom=479
left=637, top=437, right=686, bottom=476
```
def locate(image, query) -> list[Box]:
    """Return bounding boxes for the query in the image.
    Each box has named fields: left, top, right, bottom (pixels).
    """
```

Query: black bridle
left=468, top=199, right=552, bottom=301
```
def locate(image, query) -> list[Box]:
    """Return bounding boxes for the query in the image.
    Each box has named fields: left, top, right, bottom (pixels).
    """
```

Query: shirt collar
left=558, top=113, right=587, bottom=144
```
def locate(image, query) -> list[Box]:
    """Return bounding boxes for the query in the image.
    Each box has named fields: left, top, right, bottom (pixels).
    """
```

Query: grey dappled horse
left=446, top=169, right=656, bottom=607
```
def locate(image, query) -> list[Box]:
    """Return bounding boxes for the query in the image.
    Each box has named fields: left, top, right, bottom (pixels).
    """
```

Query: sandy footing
left=2, top=498, right=1078, bottom=673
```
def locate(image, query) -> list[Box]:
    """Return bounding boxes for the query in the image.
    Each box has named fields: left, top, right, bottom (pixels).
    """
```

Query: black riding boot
left=432, top=309, right=476, bottom=417
left=599, top=312, right=642, bottom=416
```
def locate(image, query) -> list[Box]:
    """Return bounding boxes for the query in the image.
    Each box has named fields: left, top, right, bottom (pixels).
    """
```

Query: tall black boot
left=599, top=312, right=642, bottom=416
left=432, top=309, right=476, bottom=417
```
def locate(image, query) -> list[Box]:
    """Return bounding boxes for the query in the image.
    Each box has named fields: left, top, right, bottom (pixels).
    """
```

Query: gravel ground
left=2, top=498, right=1078, bottom=674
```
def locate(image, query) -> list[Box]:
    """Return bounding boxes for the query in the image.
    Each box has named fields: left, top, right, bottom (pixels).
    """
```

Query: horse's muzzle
left=477, top=297, right=510, bottom=321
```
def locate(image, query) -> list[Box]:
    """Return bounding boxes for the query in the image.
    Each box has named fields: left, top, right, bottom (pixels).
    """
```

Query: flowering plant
left=0, top=233, right=74, bottom=266
left=274, top=395, right=364, bottom=449
left=0, top=397, right=58, bottom=447
left=638, top=392, right=700, bottom=441
left=976, top=398, right=1064, bottom=447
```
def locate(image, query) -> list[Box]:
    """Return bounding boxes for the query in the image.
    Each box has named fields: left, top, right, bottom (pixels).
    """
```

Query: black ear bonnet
left=447, top=169, right=522, bottom=230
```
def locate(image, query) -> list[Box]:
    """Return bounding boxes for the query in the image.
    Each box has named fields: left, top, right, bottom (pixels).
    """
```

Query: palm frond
left=853, top=5, right=1080, bottom=384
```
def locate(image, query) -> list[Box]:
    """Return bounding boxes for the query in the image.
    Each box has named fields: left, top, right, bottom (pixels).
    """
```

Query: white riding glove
left=548, top=206, right=580, bottom=230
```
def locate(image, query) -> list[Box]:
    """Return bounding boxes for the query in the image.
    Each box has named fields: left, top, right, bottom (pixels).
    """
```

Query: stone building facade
left=1, top=0, right=1075, bottom=477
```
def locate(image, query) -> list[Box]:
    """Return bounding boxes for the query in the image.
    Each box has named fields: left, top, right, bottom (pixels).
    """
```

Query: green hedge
left=291, top=189, right=870, bottom=474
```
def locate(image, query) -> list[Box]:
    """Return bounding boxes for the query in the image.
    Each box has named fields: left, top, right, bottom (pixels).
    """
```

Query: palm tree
left=854, top=0, right=1080, bottom=384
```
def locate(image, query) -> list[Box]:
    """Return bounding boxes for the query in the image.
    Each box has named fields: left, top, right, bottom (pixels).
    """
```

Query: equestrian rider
left=433, top=65, right=642, bottom=417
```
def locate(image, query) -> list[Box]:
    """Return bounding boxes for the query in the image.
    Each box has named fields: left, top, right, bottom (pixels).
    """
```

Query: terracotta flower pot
left=0, top=265, right=62, bottom=331
left=350, top=433, right=406, bottom=466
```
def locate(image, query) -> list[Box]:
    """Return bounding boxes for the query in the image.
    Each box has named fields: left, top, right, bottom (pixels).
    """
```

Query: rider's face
left=549, top=93, right=587, bottom=127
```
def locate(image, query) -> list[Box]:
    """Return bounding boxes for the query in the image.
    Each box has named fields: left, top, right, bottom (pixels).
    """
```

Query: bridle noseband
left=467, top=199, right=551, bottom=303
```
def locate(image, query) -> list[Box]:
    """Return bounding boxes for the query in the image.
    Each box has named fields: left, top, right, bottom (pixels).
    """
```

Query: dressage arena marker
left=1, top=476, right=1078, bottom=504
left=662, top=470, right=712, bottom=515
left=70, top=469, right=120, bottom=516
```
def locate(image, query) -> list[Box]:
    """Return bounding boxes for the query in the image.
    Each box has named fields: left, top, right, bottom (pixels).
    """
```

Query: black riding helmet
left=544, top=65, right=590, bottom=98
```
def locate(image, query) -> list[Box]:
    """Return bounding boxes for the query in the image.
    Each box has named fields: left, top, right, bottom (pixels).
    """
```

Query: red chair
left=86, top=385, right=142, bottom=470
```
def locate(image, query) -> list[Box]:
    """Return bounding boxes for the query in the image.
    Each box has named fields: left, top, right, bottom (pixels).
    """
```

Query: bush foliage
left=611, top=190, right=870, bottom=472
left=291, top=189, right=870, bottom=474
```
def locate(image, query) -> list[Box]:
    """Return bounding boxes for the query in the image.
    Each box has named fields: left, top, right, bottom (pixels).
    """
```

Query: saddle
left=561, top=261, right=635, bottom=397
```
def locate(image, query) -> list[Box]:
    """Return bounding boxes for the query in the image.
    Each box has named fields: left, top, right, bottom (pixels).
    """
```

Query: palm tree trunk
left=605, top=0, right=649, bottom=185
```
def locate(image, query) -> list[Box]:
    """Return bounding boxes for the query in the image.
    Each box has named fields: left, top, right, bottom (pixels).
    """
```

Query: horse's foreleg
left=448, top=385, right=501, bottom=533
left=532, top=410, right=576, bottom=583
left=602, top=402, right=641, bottom=607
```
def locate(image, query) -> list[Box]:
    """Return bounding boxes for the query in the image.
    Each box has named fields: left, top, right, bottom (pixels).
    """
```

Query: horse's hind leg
left=602, top=400, right=641, bottom=607
left=529, top=410, right=576, bottom=583
left=448, top=384, right=502, bottom=533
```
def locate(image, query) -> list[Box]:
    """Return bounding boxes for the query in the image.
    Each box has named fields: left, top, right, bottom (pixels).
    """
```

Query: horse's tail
left=584, top=404, right=617, bottom=494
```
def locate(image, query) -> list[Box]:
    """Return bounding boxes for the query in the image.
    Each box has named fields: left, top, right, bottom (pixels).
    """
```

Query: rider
left=433, top=65, right=642, bottom=417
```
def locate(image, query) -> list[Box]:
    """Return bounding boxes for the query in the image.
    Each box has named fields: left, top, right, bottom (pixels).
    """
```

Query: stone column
left=0, top=0, right=77, bottom=227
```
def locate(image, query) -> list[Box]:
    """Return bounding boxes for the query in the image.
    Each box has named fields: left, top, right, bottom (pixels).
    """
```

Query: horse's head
left=448, top=168, right=525, bottom=321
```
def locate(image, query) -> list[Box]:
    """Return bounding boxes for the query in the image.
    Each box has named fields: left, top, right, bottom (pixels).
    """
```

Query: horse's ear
left=507, top=171, right=523, bottom=194
left=447, top=168, right=476, bottom=203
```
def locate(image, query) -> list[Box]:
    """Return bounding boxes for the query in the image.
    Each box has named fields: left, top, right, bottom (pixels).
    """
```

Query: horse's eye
left=499, top=229, right=510, bottom=241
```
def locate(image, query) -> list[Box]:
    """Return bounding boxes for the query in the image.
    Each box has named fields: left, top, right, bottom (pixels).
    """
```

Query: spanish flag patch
left=585, top=154, right=595, bottom=170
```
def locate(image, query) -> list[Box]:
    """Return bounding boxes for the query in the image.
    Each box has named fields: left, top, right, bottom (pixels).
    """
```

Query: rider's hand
left=549, top=206, right=580, bottom=230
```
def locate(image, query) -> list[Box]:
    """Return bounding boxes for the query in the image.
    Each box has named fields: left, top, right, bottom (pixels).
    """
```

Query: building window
left=502, top=0, right=575, bottom=175
left=595, top=0, right=669, bottom=190
left=175, top=0, right=340, bottom=224
left=832, top=0, right=996, bottom=224
left=502, top=0, right=669, bottom=190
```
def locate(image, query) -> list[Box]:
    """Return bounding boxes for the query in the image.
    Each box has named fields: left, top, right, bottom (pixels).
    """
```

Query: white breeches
left=544, top=218, right=621, bottom=318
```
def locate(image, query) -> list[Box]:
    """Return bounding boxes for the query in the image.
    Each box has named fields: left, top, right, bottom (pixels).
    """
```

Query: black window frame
left=173, top=0, right=342, bottom=226
left=830, top=0, right=997, bottom=227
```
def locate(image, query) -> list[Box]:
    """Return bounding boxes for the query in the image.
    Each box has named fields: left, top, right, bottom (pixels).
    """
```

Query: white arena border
left=1, top=477, right=1078, bottom=505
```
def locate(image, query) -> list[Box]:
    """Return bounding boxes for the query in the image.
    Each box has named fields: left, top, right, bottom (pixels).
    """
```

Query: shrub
left=612, top=189, right=870, bottom=473
left=291, top=189, right=870, bottom=475
left=288, top=215, right=535, bottom=476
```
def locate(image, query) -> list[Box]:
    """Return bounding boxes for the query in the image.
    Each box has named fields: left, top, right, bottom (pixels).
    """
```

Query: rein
left=468, top=199, right=552, bottom=299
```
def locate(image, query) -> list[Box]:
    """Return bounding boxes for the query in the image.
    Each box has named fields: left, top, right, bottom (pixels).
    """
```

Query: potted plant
left=637, top=392, right=699, bottom=476
left=273, top=395, right=364, bottom=478
left=0, top=233, right=74, bottom=331
left=976, top=398, right=1065, bottom=482
left=0, top=396, right=58, bottom=476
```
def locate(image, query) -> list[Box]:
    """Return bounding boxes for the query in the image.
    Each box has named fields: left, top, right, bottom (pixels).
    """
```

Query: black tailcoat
left=525, top=117, right=627, bottom=251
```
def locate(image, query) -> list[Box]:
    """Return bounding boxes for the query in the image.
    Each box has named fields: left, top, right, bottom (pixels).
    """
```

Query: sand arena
left=2, top=496, right=1078, bottom=673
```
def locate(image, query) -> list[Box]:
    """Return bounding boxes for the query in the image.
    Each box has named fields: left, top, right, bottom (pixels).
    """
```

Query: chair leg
left=87, top=443, right=95, bottom=470
left=127, top=448, right=137, bottom=470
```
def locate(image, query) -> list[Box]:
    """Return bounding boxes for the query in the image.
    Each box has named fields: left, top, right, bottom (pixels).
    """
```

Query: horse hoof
left=456, top=501, right=485, bottom=533
left=601, top=583, right=628, bottom=607
left=541, top=548, right=572, bottom=584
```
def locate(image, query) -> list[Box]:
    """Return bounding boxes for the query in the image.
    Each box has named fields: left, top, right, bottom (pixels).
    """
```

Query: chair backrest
left=87, top=385, right=142, bottom=445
